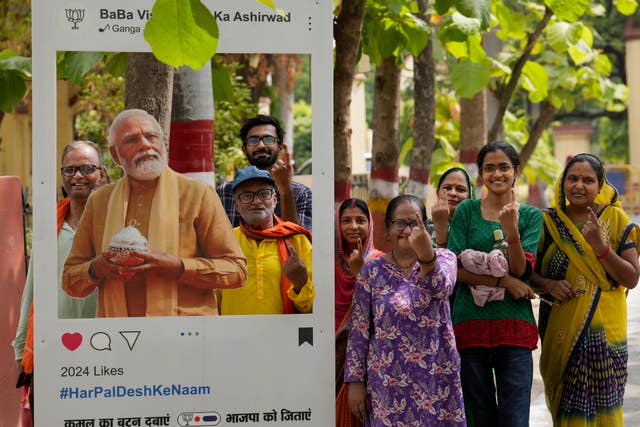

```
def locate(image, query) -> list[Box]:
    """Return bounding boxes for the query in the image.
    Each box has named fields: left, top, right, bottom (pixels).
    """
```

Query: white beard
left=122, top=149, right=166, bottom=180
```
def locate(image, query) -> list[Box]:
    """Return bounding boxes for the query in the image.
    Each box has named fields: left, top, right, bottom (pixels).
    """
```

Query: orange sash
left=239, top=217, right=311, bottom=314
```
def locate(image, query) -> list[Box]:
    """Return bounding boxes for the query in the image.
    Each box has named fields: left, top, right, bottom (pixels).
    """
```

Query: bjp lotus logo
left=65, top=8, right=85, bottom=30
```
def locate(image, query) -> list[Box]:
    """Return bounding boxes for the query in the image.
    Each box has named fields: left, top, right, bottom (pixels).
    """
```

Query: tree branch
left=520, top=100, right=556, bottom=168
left=488, top=6, right=553, bottom=141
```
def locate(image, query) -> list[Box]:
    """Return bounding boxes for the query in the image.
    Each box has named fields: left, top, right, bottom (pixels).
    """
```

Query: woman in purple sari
left=345, top=195, right=465, bottom=426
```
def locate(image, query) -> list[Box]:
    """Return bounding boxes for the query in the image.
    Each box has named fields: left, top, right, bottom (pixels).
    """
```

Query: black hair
left=384, top=195, right=427, bottom=229
left=240, top=115, right=285, bottom=145
left=61, top=140, right=103, bottom=165
left=339, top=198, right=370, bottom=219
left=477, top=141, right=521, bottom=170
left=437, top=167, right=472, bottom=192
left=558, top=153, right=612, bottom=211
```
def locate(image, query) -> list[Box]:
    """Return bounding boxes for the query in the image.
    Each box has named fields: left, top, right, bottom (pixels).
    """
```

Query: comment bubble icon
left=90, top=332, right=112, bottom=351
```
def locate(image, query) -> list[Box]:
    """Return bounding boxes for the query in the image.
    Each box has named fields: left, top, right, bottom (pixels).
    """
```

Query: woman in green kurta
left=532, top=154, right=640, bottom=426
left=448, top=141, right=543, bottom=427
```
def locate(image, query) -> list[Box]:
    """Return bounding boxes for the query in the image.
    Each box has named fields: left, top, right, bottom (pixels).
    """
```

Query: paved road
left=529, top=282, right=640, bottom=425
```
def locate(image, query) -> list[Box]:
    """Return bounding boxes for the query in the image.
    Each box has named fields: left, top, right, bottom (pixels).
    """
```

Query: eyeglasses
left=235, top=188, right=275, bottom=204
left=481, top=163, right=513, bottom=174
left=61, top=164, right=100, bottom=177
left=245, top=135, right=278, bottom=146
left=390, top=219, right=423, bottom=230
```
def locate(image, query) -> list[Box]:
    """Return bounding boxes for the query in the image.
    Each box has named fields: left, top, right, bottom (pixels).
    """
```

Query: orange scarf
left=239, top=217, right=311, bottom=314
left=22, top=198, right=70, bottom=374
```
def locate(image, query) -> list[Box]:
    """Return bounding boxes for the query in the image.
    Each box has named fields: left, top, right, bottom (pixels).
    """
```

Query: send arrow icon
left=119, top=330, right=141, bottom=351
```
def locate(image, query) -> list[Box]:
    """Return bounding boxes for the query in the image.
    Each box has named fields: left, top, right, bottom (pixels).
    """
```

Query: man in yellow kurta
left=62, top=109, right=247, bottom=317
left=220, top=166, right=313, bottom=315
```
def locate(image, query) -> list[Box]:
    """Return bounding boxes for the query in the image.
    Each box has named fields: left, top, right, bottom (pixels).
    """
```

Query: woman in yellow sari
left=532, top=154, right=640, bottom=426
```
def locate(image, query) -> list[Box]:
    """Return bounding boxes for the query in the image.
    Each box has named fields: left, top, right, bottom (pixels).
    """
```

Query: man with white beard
left=62, top=109, right=247, bottom=317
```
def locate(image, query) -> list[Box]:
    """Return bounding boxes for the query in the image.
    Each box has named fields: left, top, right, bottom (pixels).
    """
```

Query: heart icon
left=62, top=333, right=83, bottom=351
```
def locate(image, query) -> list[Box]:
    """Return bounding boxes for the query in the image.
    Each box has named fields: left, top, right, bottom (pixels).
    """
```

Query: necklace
left=390, top=250, right=417, bottom=274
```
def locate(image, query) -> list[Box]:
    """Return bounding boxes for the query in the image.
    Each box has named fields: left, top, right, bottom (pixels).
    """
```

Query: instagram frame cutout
left=32, top=0, right=333, bottom=425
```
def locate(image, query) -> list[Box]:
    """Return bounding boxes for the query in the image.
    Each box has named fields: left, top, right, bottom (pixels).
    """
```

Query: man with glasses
left=218, top=166, right=313, bottom=315
left=62, top=109, right=247, bottom=317
left=13, top=140, right=106, bottom=418
left=217, top=115, right=312, bottom=231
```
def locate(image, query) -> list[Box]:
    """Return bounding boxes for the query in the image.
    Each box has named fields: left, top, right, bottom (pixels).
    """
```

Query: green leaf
left=446, top=40, right=468, bottom=59
left=0, top=55, right=32, bottom=78
left=401, top=14, right=430, bottom=57
left=455, top=0, right=491, bottom=30
left=614, top=0, right=638, bottom=15
left=568, top=38, right=592, bottom=65
left=521, top=61, right=548, bottom=102
left=545, top=0, right=590, bottom=22
left=489, top=57, right=511, bottom=77
left=62, top=51, right=105, bottom=85
left=104, top=52, right=128, bottom=76
left=493, top=2, right=527, bottom=40
left=435, top=0, right=455, bottom=15
left=451, top=59, right=490, bottom=98
left=211, top=62, right=233, bottom=103
left=0, top=49, right=18, bottom=60
left=0, top=71, right=28, bottom=113
left=467, top=34, right=486, bottom=63
left=399, top=136, right=413, bottom=165
left=593, top=52, right=612, bottom=75
left=144, top=0, right=219, bottom=69
left=451, top=12, right=481, bottom=35
left=546, top=22, right=580, bottom=53
left=439, top=22, right=469, bottom=43
left=378, top=27, right=403, bottom=59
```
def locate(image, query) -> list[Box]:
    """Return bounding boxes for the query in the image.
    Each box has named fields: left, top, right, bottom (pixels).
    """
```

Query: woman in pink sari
left=335, top=198, right=383, bottom=426
left=335, top=198, right=384, bottom=331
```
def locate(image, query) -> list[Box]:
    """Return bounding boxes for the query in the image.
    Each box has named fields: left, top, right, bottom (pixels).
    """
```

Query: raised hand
left=408, top=212, right=434, bottom=262
left=270, top=143, right=294, bottom=191
left=582, top=206, right=607, bottom=254
left=431, top=188, right=451, bottom=227
left=347, top=238, right=365, bottom=276
left=283, top=245, right=308, bottom=290
left=498, top=188, right=520, bottom=236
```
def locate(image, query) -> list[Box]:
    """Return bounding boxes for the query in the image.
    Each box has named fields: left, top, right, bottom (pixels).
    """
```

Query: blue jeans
left=459, top=346, right=533, bottom=427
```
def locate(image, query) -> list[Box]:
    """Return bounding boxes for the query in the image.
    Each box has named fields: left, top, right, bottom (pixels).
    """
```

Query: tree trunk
left=169, top=63, right=216, bottom=187
left=408, top=0, right=435, bottom=201
left=124, top=53, right=174, bottom=145
left=333, top=0, right=366, bottom=202
left=459, top=90, right=487, bottom=181
left=272, top=54, right=298, bottom=154
left=370, top=57, right=402, bottom=251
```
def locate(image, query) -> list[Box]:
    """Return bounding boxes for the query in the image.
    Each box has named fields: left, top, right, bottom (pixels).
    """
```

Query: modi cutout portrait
left=62, top=109, right=248, bottom=317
